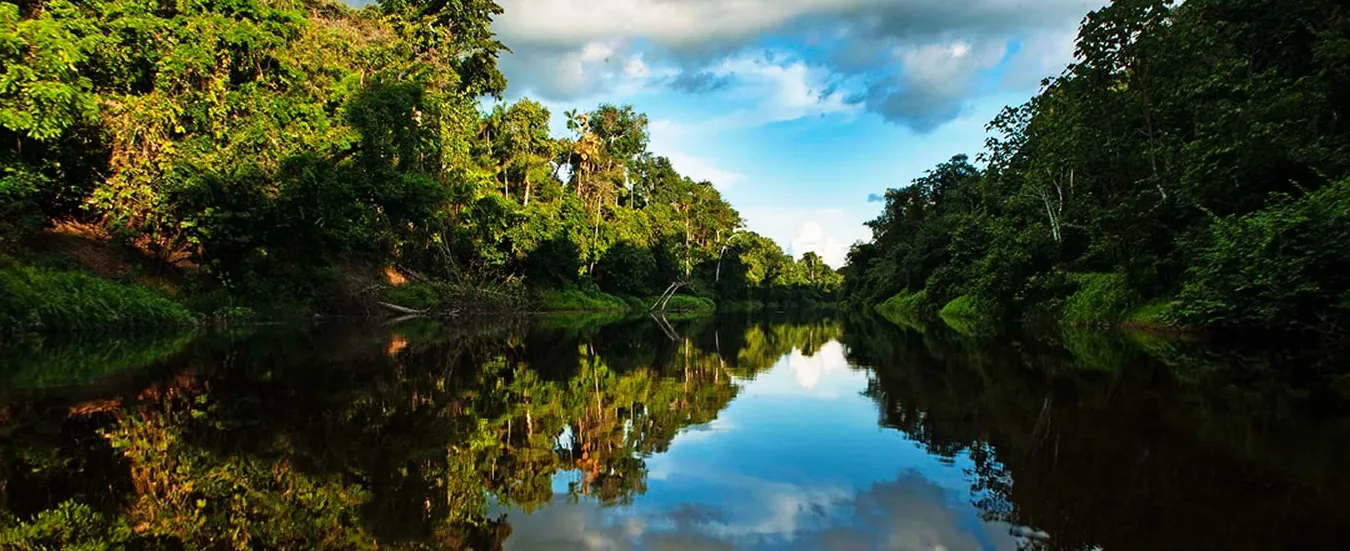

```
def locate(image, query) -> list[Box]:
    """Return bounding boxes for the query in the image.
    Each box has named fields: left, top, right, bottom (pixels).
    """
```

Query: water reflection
left=500, top=335, right=1018, bottom=550
left=1, top=314, right=1348, bottom=550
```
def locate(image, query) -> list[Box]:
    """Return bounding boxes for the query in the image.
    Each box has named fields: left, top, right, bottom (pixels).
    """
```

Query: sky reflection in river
left=4, top=314, right=1347, bottom=550
left=501, top=340, right=1022, bottom=550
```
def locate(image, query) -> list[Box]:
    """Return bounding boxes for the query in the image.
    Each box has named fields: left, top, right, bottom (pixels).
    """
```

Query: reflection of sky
left=501, top=340, right=1023, bottom=550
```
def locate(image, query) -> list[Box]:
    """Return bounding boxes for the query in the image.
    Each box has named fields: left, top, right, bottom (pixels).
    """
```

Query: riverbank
left=872, top=277, right=1213, bottom=340
left=0, top=254, right=758, bottom=336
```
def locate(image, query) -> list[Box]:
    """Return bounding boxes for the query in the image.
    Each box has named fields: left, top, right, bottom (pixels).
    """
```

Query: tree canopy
left=843, top=0, right=1350, bottom=334
left=0, top=0, right=839, bottom=317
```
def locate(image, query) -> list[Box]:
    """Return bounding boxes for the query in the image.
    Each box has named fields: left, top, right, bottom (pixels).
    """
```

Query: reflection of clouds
left=784, top=341, right=853, bottom=395
left=504, top=471, right=1020, bottom=550
left=506, top=336, right=1023, bottom=551
left=787, top=472, right=1021, bottom=551
left=702, top=479, right=851, bottom=541
left=503, top=499, right=734, bottom=551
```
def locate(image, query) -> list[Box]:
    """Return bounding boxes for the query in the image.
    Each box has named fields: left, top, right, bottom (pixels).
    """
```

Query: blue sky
left=489, top=0, right=1106, bottom=266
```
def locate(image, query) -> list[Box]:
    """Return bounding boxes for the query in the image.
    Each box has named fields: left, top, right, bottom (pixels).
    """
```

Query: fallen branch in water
left=376, top=301, right=427, bottom=316
left=382, top=314, right=425, bottom=326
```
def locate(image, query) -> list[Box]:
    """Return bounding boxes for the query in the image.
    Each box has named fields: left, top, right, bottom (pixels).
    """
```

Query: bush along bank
left=0, top=266, right=194, bottom=335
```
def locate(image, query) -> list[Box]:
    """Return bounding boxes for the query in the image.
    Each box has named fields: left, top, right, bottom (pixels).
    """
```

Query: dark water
left=2, top=314, right=1349, bottom=550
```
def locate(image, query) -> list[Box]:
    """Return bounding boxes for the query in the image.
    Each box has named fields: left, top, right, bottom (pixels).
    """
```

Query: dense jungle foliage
left=842, top=0, right=1350, bottom=334
left=0, top=0, right=840, bottom=329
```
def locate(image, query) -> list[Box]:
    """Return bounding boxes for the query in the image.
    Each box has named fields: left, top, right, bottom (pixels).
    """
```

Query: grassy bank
left=535, top=288, right=716, bottom=314
left=870, top=273, right=1193, bottom=336
left=876, top=290, right=927, bottom=329
left=0, top=266, right=194, bottom=334
left=376, top=280, right=531, bottom=315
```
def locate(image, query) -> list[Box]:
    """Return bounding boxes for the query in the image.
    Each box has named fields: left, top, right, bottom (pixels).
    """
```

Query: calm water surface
left=2, top=314, right=1348, bottom=550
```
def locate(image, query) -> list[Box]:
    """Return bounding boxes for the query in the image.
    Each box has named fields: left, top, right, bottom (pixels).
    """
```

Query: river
left=1, top=313, right=1346, bottom=549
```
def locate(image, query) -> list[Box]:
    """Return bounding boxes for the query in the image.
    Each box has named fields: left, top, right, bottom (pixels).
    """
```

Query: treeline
left=0, top=0, right=838, bottom=324
left=843, top=0, right=1350, bottom=333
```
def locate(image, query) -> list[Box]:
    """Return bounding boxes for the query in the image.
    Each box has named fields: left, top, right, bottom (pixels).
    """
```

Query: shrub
left=379, top=280, right=530, bottom=314
left=939, top=295, right=992, bottom=319
left=877, top=290, right=927, bottom=320
left=1062, top=272, right=1139, bottom=326
left=537, top=288, right=628, bottom=311
left=658, top=294, right=715, bottom=314
left=0, top=266, right=194, bottom=333
left=938, top=295, right=998, bottom=337
left=1175, top=180, right=1350, bottom=331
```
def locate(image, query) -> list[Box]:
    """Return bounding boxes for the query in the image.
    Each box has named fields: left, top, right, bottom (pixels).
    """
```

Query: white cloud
left=499, top=38, right=657, bottom=101
left=738, top=206, right=869, bottom=268
left=705, top=53, right=860, bottom=127
left=494, top=0, right=1106, bottom=130
left=790, top=221, right=850, bottom=270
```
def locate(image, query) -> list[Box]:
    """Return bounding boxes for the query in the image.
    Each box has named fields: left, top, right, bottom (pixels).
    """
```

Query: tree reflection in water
left=2, top=313, right=1348, bottom=550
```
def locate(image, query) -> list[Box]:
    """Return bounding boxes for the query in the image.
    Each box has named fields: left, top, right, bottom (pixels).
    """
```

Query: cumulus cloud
left=498, top=38, right=654, bottom=100
left=494, top=0, right=1104, bottom=130
left=499, top=470, right=1023, bottom=550
left=849, top=39, right=1008, bottom=130
left=705, top=53, right=860, bottom=126
left=738, top=206, right=871, bottom=268
left=789, top=219, right=853, bottom=269
left=665, top=151, right=746, bottom=188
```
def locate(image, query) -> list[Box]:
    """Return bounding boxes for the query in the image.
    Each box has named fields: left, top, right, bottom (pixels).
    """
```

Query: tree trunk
left=684, top=215, right=691, bottom=279
left=588, top=199, right=601, bottom=274
left=523, top=177, right=531, bottom=207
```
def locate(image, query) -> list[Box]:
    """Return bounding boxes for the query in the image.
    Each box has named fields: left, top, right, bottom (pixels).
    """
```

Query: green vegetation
left=842, top=0, right=1350, bottom=335
left=536, top=288, right=630, bottom=311
left=0, top=0, right=840, bottom=332
left=1062, top=272, right=1139, bottom=327
left=1173, top=180, right=1350, bottom=331
left=875, top=289, right=926, bottom=328
left=939, top=295, right=993, bottom=321
left=0, top=266, right=193, bottom=333
left=377, top=280, right=530, bottom=314
left=1127, top=298, right=1176, bottom=327
left=937, top=295, right=998, bottom=337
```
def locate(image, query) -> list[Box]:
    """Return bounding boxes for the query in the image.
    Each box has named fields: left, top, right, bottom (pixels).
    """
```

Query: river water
left=1, top=313, right=1347, bottom=549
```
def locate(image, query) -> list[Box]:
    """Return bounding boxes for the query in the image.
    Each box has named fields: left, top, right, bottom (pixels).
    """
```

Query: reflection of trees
left=842, top=314, right=1350, bottom=551
left=1, top=315, right=844, bottom=549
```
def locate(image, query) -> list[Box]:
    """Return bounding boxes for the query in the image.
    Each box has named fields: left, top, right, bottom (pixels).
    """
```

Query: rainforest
left=3, top=0, right=1349, bottom=335
left=1, top=0, right=841, bottom=332
left=841, top=0, right=1350, bottom=335
left=5, top=0, right=1350, bottom=549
